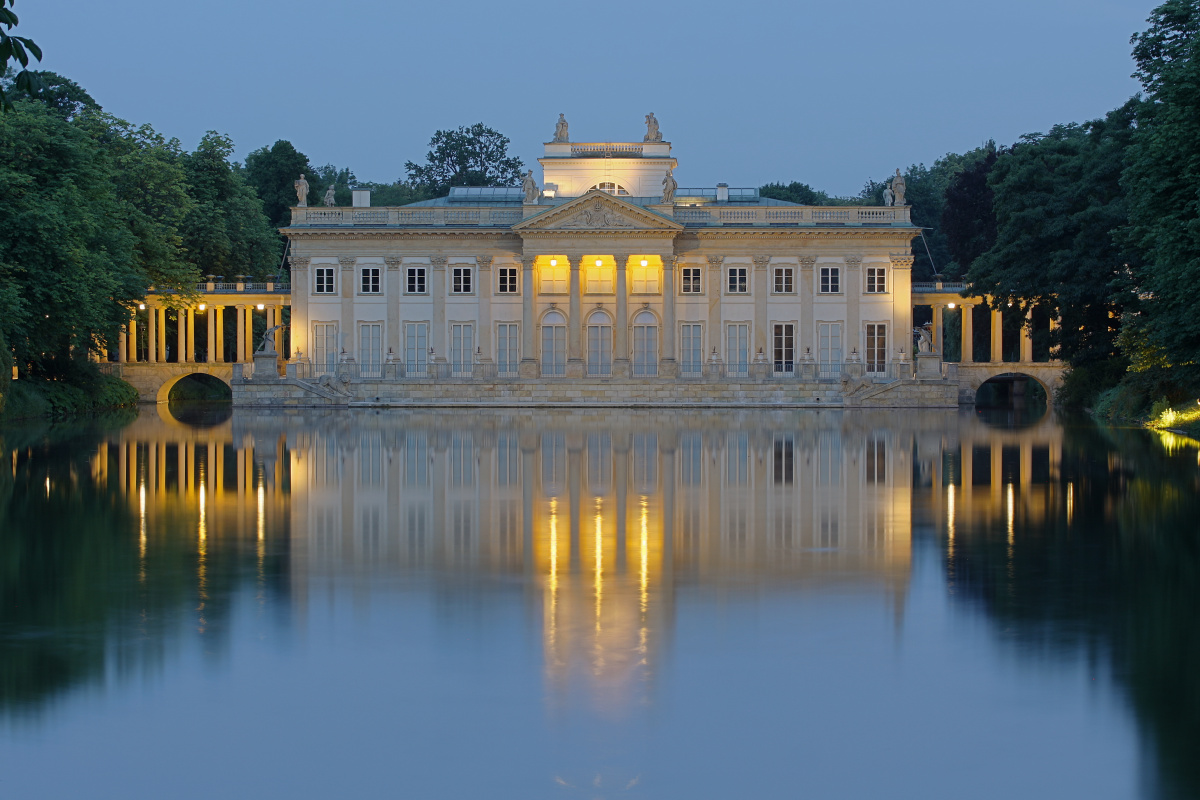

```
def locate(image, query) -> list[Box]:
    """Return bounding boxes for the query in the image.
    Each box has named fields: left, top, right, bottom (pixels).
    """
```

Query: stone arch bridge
left=953, top=363, right=1065, bottom=404
left=119, top=363, right=235, bottom=403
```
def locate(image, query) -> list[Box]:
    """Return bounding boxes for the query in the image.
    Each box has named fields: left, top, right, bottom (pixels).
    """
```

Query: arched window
left=632, top=310, right=658, bottom=377
left=587, top=310, right=612, bottom=376
left=541, top=311, right=566, bottom=377
left=590, top=182, right=630, bottom=196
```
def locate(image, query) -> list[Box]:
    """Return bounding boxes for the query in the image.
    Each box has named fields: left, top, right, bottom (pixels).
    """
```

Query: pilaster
left=289, top=256, right=311, bottom=360
left=339, top=256, right=355, bottom=359
left=566, top=256, right=583, bottom=378
left=799, top=256, right=815, bottom=357
left=844, top=255, right=862, bottom=359
left=430, top=256, right=447, bottom=362
left=476, top=255, right=494, bottom=366
left=707, top=255, right=723, bottom=359
left=752, top=255, right=770, bottom=361
left=661, top=254, right=678, bottom=377
left=890, top=253, right=913, bottom=359
left=384, top=256, right=402, bottom=364
left=519, top=256, right=538, bottom=377
left=613, top=253, right=630, bottom=378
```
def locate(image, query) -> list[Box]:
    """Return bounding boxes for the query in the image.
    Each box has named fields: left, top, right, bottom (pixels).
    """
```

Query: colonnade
left=927, top=301, right=1055, bottom=363
left=115, top=302, right=286, bottom=364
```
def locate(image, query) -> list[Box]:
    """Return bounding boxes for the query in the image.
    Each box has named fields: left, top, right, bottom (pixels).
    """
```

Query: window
left=632, top=310, right=658, bottom=376
left=541, top=310, right=566, bottom=376
left=865, top=323, right=888, bottom=374
left=726, top=323, right=749, bottom=375
left=773, top=323, right=795, bottom=374
left=496, top=323, right=519, bottom=377
left=632, top=261, right=659, bottom=294
left=590, top=182, right=629, bottom=196
left=405, top=322, right=428, bottom=373
left=360, top=267, right=380, bottom=294
left=315, top=267, right=335, bottom=295
left=866, top=266, right=887, bottom=293
left=773, top=267, right=794, bottom=294
left=681, top=323, right=703, bottom=375
left=407, top=267, right=426, bottom=294
left=359, top=323, right=382, bottom=378
left=452, top=266, right=472, bottom=294
left=587, top=261, right=613, bottom=294
left=498, top=267, right=518, bottom=294
left=818, top=322, right=843, bottom=376
left=450, top=323, right=474, bottom=376
left=866, top=435, right=887, bottom=484
left=682, top=267, right=702, bottom=294
left=820, top=266, right=840, bottom=293
left=312, top=322, right=338, bottom=375
left=727, top=267, right=748, bottom=294
left=541, top=260, right=568, bottom=293
left=587, top=311, right=612, bottom=376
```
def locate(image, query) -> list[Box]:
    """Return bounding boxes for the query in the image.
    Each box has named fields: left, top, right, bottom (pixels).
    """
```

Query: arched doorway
left=632, top=310, right=659, bottom=376
left=587, top=310, right=613, bottom=376
left=541, top=311, right=567, bottom=377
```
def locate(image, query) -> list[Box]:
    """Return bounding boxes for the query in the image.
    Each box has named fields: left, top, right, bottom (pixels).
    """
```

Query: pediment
left=513, top=190, right=683, bottom=233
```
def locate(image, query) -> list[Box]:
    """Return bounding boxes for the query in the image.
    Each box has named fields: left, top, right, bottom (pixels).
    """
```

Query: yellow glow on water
left=594, top=498, right=603, bottom=634
left=548, top=498, right=558, bottom=653
left=138, top=483, right=147, bottom=578
left=1067, top=482, right=1074, bottom=526
left=639, top=498, right=649, bottom=616
left=946, top=483, right=956, bottom=556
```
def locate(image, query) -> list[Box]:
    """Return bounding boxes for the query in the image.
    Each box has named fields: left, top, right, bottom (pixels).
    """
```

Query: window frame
left=497, top=266, right=519, bottom=295
left=865, top=266, right=887, bottom=294
left=406, top=266, right=428, bottom=295
left=773, top=266, right=794, bottom=295
left=727, top=267, right=748, bottom=294
left=819, top=265, right=841, bottom=294
left=359, top=266, right=381, bottom=295
left=681, top=266, right=702, bottom=295
left=451, top=265, right=473, bottom=295
left=314, top=266, right=336, bottom=295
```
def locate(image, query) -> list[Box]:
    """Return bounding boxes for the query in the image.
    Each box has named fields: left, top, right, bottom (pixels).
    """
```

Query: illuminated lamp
left=595, top=259, right=602, bottom=267
left=256, top=303, right=265, bottom=310
left=640, top=259, right=648, bottom=267
left=549, top=259, right=557, bottom=267
left=948, top=302, right=956, bottom=309
left=198, top=303, right=206, bottom=311
left=138, top=303, right=146, bottom=310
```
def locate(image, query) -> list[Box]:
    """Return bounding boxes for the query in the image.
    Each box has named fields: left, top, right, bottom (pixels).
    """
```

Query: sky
left=22, top=0, right=1149, bottom=197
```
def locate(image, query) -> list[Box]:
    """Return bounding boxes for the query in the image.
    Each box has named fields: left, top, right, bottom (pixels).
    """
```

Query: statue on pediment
left=294, top=173, right=309, bottom=207
left=661, top=168, right=677, bottom=204
left=553, top=113, right=569, bottom=143
left=522, top=170, right=539, bottom=204
left=890, top=169, right=907, bottom=206
left=644, top=112, right=662, bottom=143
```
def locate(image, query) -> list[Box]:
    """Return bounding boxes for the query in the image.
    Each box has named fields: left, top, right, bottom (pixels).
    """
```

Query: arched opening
left=590, top=182, right=630, bottom=196
left=541, top=310, right=566, bottom=377
left=165, top=373, right=232, bottom=425
left=632, top=310, right=659, bottom=376
left=975, top=373, right=1048, bottom=427
left=587, top=310, right=613, bottom=376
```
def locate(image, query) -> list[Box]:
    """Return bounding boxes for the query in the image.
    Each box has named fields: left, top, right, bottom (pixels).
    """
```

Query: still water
left=2, top=406, right=1198, bottom=799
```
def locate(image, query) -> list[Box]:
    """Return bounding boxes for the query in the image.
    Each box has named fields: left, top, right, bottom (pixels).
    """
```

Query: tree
left=405, top=123, right=524, bottom=195
left=0, top=0, right=41, bottom=111
left=1, top=69, right=97, bottom=119
left=940, top=144, right=998, bottom=274
left=1123, top=0, right=1200, bottom=380
left=243, top=140, right=314, bottom=227
left=759, top=181, right=837, bottom=206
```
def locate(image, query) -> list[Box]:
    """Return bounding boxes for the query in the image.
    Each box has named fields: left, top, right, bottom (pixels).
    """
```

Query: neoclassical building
left=283, top=126, right=920, bottom=389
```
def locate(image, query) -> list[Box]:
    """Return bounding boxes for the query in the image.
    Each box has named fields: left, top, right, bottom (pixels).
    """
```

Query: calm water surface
left=2, top=406, right=1199, bottom=799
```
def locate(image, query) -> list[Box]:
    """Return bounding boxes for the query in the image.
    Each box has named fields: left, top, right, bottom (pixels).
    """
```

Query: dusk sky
left=24, top=0, right=1148, bottom=196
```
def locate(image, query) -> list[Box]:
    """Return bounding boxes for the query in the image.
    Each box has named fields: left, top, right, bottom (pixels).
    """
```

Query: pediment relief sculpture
left=555, top=199, right=637, bottom=229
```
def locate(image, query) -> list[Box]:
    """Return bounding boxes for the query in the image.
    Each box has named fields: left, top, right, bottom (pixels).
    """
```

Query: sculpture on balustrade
left=294, top=174, right=309, bottom=207
left=522, top=169, right=539, bottom=204
left=890, top=169, right=906, bottom=206
left=914, top=323, right=933, bottom=354
left=553, top=113, right=569, bottom=143
left=882, top=186, right=894, bottom=207
left=323, top=184, right=336, bottom=207
left=258, top=324, right=285, bottom=354
left=644, top=112, right=662, bottom=143
left=661, top=168, right=677, bottom=204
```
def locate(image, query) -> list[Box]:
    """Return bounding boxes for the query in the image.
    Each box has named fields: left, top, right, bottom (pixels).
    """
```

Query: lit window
left=541, top=259, right=568, bottom=293
left=587, top=259, right=613, bottom=293
left=590, top=182, right=630, bottom=196
left=632, top=259, right=659, bottom=294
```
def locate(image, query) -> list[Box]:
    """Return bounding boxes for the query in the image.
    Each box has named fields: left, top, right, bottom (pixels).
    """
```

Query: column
left=207, top=307, right=217, bottom=363
left=186, top=309, right=196, bottom=363
left=430, top=256, right=447, bottom=362
left=234, top=305, right=246, bottom=363
left=289, top=256, right=311, bottom=360
left=613, top=254, right=629, bottom=377
left=752, top=255, right=770, bottom=361
left=707, top=255, right=724, bottom=364
left=845, top=255, right=862, bottom=358
left=117, top=327, right=127, bottom=363
left=661, top=254, right=678, bottom=377
left=384, top=256, right=402, bottom=365
left=244, top=305, right=254, bottom=361
left=519, top=256, right=537, bottom=378
left=1020, top=307, right=1034, bottom=363
left=147, top=305, right=157, bottom=363
left=990, top=306, right=1003, bottom=362
left=127, top=310, right=138, bottom=362
left=799, top=256, right=815, bottom=358
left=157, top=308, right=167, bottom=363
left=566, top=255, right=582, bottom=378
left=961, top=304, right=974, bottom=363
left=932, top=304, right=944, bottom=355
left=476, top=256, right=494, bottom=368
left=890, top=254, right=914, bottom=359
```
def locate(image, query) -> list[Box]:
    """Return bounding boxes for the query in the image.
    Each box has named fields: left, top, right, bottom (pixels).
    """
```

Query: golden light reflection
left=548, top=497, right=559, bottom=657
left=947, top=483, right=956, bottom=557
left=1006, top=482, right=1015, bottom=545
left=197, top=480, right=208, bottom=631
left=1067, top=482, right=1074, bottom=526
left=138, top=482, right=147, bottom=581
left=639, top=498, right=648, bottom=617
left=594, top=498, right=603, bottom=636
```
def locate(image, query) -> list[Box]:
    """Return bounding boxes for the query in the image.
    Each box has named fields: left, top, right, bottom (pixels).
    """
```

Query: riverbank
left=0, top=374, right=139, bottom=422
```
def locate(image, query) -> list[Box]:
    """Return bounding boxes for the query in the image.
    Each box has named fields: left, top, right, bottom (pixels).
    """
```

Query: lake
left=2, top=406, right=1198, bottom=799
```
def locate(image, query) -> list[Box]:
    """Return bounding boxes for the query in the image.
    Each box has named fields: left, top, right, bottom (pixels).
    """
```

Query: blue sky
left=24, top=0, right=1148, bottom=196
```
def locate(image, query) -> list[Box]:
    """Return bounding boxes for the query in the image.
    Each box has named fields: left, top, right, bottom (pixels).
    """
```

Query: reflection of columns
left=613, top=254, right=629, bottom=376
left=147, top=305, right=158, bottom=363
left=1019, top=441, right=1032, bottom=489
left=1020, top=308, right=1034, bottom=363
left=961, top=304, right=974, bottom=363
left=568, top=443, right=582, bottom=572
left=118, top=440, right=128, bottom=492
left=521, top=444, right=535, bottom=576
left=661, top=254, right=678, bottom=375
left=567, top=256, right=583, bottom=377
left=430, top=256, right=447, bottom=361
left=234, top=305, right=246, bottom=363
left=476, top=256, right=493, bottom=366
left=932, top=304, right=944, bottom=354
left=156, top=308, right=167, bottom=363
left=186, top=309, right=196, bottom=363
left=960, top=441, right=973, bottom=503
left=990, top=307, right=1003, bottom=363
left=614, top=439, right=629, bottom=572
left=519, top=256, right=537, bottom=377
left=990, top=442, right=1003, bottom=506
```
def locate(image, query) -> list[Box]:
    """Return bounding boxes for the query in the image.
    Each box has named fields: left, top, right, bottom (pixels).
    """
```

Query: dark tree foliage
left=759, top=181, right=836, bottom=206
left=941, top=145, right=998, bottom=273
left=1122, top=0, right=1200, bottom=379
left=967, top=101, right=1142, bottom=370
left=0, top=0, right=41, bottom=111
left=1, top=69, right=98, bottom=119
left=243, top=139, right=314, bottom=227
left=405, top=123, right=524, bottom=195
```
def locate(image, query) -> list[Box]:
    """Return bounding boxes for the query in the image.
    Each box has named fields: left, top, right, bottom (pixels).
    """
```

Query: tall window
left=590, top=182, right=630, bottom=196
left=866, top=266, right=887, bottom=293
left=773, top=267, right=794, bottom=294
left=632, top=260, right=659, bottom=293
left=404, top=322, right=428, bottom=373
left=312, top=322, right=338, bottom=375
left=496, top=323, right=519, bottom=377
left=773, top=323, right=795, bottom=374
left=682, top=267, right=702, bottom=294
left=727, top=267, right=748, bottom=294
left=726, top=323, right=750, bottom=376
left=407, top=266, right=426, bottom=294
left=820, top=266, right=840, bottom=293
left=498, top=267, right=518, bottom=294
left=360, top=267, right=380, bottom=294
left=541, top=310, right=566, bottom=376
left=450, top=323, right=474, bottom=377
left=632, top=310, right=658, bottom=377
left=680, top=323, right=703, bottom=375
left=359, top=323, right=382, bottom=378
left=865, top=323, right=887, bottom=374
left=315, top=267, right=335, bottom=294
left=587, top=311, right=612, bottom=376
left=452, top=266, right=472, bottom=294
left=818, top=322, right=843, bottom=376
left=865, top=435, right=887, bottom=484
left=541, top=260, right=568, bottom=293
left=586, top=260, right=613, bottom=293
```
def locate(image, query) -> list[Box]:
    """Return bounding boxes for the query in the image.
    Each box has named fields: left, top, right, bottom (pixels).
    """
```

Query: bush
left=0, top=373, right=138, bottom=421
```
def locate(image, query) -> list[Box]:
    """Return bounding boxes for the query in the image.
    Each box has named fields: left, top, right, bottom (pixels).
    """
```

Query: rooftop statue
left=294, top=173, right=309, bottom=207
left=522, top=170, right=539, bottom=204
left=661, top=167, right=677, bottom=204
left=890, top=169, right=907, bottom=206
left=882, top=186, right=894, bottom=207
left=553, top=113, right=569, bottom=143
left=323, top=184, right=336, bottom=207
left=644, top=112, right=662, bottom=143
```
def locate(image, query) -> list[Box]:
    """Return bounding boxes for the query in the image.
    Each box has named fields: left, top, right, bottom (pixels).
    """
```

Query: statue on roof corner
left=553, top=113, right=569, bottom=143
left=890, top=169, right=907, bottom=206
left=294, top=173, right=309, bottom=207
left=323, top=183, right=336, bottom=207
left=644, top=112, right=662, bottom=143
left=661, top=168, right=677, bottom=204
left=882, top=186, right=894, bottom=207
left=522, top=170, right=539, bottom=204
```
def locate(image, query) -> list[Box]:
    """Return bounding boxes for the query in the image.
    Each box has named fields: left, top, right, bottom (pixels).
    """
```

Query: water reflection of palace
left=93, top=407, right=1070, bottom=710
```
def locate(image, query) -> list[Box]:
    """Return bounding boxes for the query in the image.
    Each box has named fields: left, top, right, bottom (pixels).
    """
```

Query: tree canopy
left=0, top=0, right=41, bottom=110
left=404, top=123, right=524, bottom=195
left=243, top=139, right=314, bottom=228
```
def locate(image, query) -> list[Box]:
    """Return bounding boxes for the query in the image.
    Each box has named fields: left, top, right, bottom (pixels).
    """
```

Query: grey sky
left=25, top=0, right=1148, bottom=197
